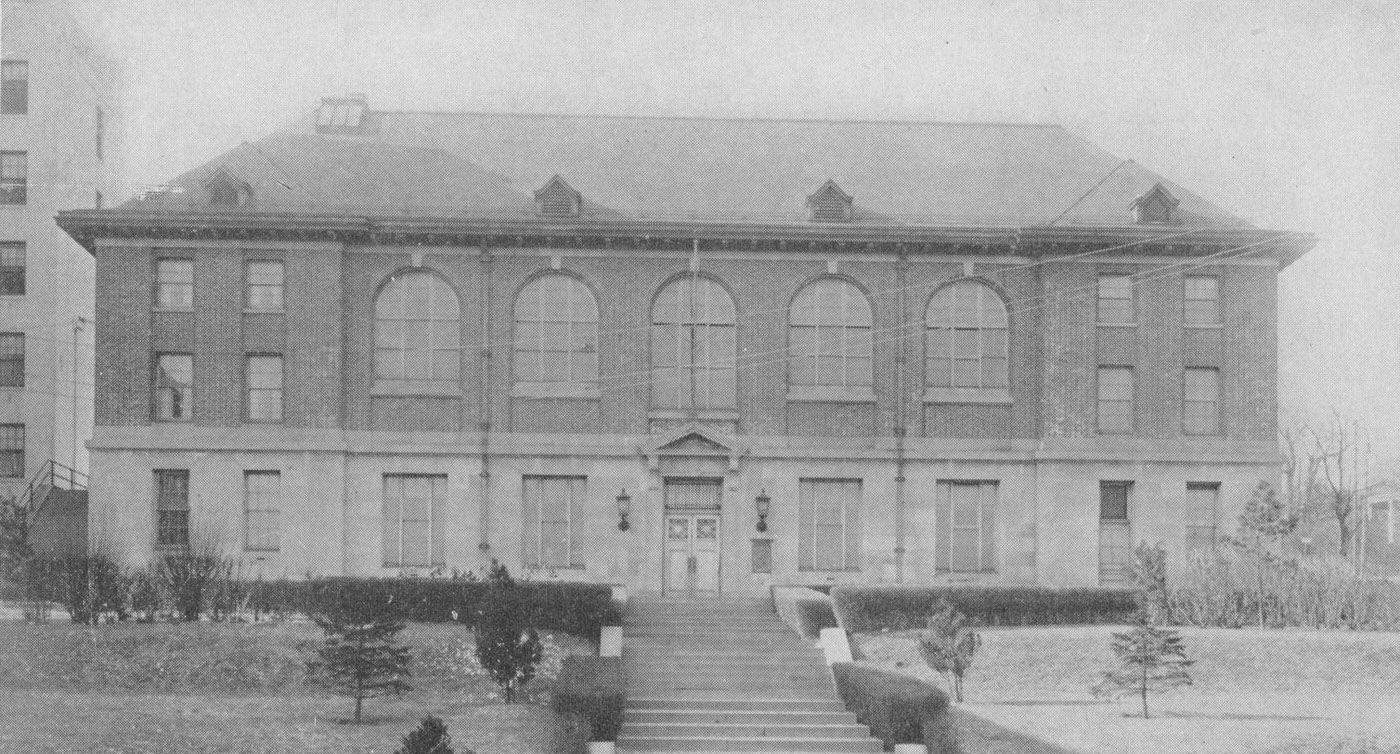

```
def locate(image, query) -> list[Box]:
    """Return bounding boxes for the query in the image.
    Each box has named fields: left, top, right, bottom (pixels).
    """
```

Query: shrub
left=473, top=563, right=543, bottom=703
left=831, top=585, right=1137, bottom=632
left=552, top=656, right=625, bottom=742
left=918, top=600, right=980, bottom=703
left=396, top=715, right=466, bottom=754
left=831, top=662, right=951, bottom=751
left=309, top=586, right=412, bottom=722
left=47, top=553, right=128, bottom=624
left=128, top=566, right=164, bottom=623
left=772, top=586, right=838, bottom=639
left=158, top=551, right=234, bottom=622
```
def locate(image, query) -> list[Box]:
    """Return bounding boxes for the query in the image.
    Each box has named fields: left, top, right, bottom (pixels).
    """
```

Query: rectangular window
left=0, top=424, right=22, bottom=478
left=155, top=354, right=193, bottom=422
left=246, top=260, right=284, bottom=311
left=1099, top=481, right=1132, bottom=586
left=1183, top=367, right=1220, bottom=435
left=0, top=243, right=22, bottom=295
left=1097, top=275, right=1133, bottom=325
left=382, top=474, right=446, bottom=568
left=522, top=475, right=586, bottom=569
left=155, top=469, right=190, bottom=548
left=1, top=61, right=27, bottom=115
left=246, top=355, right=283, bottom=422
left=798, top=478, right=862, bottom=571
left=1097, top=366, right=1134, bottom=434
left=751, top=539, right=773, bottom=574
left=1185, top=482, right=1219, bottom=553
left=935, top=480, right=998, bottom=573
left=0, top=152, right=26, bottom=205
left=244, top=471, right=280, bottom=551
left=1184, top=276, right=1220, bottom=327
left=156, top=258, right=194, bottom=308
left=0, top=333, right=22, bottom=387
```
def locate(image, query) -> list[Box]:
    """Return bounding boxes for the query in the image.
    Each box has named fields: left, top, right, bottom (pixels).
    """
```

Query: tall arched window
left=513, top=274, right=599, bottom=392
left=374, top=270, right=460, bottom=388
left=789, top=278, right=873, bottom=392
left=651, top=276, right=736, bottom=409
left=926, top=280, right=1008, bottom=391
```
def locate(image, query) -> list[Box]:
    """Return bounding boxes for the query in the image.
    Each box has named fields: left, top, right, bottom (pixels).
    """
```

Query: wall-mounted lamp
left=616, top=488, right=632, bottom=531
left=755, top=488, right=771, bottom=533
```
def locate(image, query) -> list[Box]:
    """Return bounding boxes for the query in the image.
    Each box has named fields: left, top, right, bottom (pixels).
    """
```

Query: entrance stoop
left=617, top=595, right=883, bottom=753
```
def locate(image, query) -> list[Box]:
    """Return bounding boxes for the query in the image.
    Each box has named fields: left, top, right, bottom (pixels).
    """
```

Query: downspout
left=893, top=250, right=910, bottom=583
left=689, top=239, right=700, bottom=421
left=71, top=316, right=88, bottom=471
left=477, top=245, right=493, bottom=556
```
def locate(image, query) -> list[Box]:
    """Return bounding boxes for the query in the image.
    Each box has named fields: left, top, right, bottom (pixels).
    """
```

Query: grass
left=857, top=625, right=1400, bottom=754
left=0, top=620, right=594, bottom=753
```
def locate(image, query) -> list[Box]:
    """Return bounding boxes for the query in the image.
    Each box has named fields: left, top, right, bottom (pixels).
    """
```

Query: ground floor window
left=0, top=423, right=21, bottom=478
left=1185, top=482, right=1219, bottom=552
left=522, top=475, right=586, bottom=569
left=936, top=480, right=998, bottom=573
left=155, top=469, right=190, bottom=549
left=382, top=474, right=446, bottom=568
left=1099, top=481, right=1133, bottom=586
left=244, top=471, right=281, bottom=552
left=798, top=478, right=862, bottom=571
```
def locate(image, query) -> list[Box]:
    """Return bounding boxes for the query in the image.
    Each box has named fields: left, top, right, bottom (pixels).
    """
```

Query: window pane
left=1100, top=482, right=1130, bottom=520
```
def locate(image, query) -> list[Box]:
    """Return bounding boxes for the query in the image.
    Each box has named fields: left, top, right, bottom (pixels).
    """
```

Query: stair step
left=616, top=735, right=883, bottom=752
left=621, top=723, right=872, bottom=738
left=624, top=710, right=859, bottom=725
left=626, top=698, right=847, bottom=712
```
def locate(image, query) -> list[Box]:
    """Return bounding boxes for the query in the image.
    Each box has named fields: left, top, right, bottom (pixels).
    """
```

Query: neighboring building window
left=1097, top=275, right=1133, bottom=324
left=1183, top=367, right=1221, bottom=435
left=0, top=424, right=21, bottom=477
left=95, top=106, right=104, bottom=161
left=0, top=152, right=26, bottom=205
left=0, top=333, right=22, bottom=387
left=522, top=475, right=586, bottom=569
left=245, top=260, right=284, bottom=311
left=1097, top=366, right=1134, bottom=434
left=513, top=274, right=599, bottom=391
left=382, top=474, right=446, bottom=568
left=374, top=271, right=460, bottom=386
left=156, top=259, right=194, bottom=308
left=0, top=242, right=22, bottom=295
left=798, top=478, right=862, bottom=571
left=926, top=281, right=1008, bottom=390
left=789, top=279, right=872, bottom=391
left=246, top=355, right=283, bottom=422
left=1099, top=481, right=1132, bottom=586
left=1, top=61, right=27, bottom=115
left=1185, top=482, right=1219, bottom=553
left=651, top=276, right=736, bottom=409
left=155, top=354, right=193, bottom=422
left=935, top=480, right=998, bottom=573
left=1184, top=276, right=1220, bottom=327
left=244, top=471, right=280, bottom=552
left=155, top=469, right=190, bottom=548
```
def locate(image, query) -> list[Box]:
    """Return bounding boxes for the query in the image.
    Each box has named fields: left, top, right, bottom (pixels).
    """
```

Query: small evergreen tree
left=1132, top=541, right=1168, bottom=624
left=1231, top=481, right=1298, bottom=628
left=1092, top=609, right=1193, bottom=718
left=396, top=715, right=466, bottom=754
left=917, top=599, right=980, bottom=703
left=310, top=588, right=412, bottom=722
left=473, top=561, right=543, bottom=703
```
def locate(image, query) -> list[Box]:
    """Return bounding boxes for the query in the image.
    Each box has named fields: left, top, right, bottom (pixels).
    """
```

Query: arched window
left=374, top=270, right=460, bottom=387
left=651, top=276, right=736, bottom=409
left=789, top=278, right=872, bottom=391
left=926, top=280, right=1008, bottom=390
left=513, top=274, right=599, bottom=391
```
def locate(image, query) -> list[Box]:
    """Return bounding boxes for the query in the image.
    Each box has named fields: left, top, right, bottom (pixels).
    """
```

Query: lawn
left=856, top=625, right=1400, bottom=754
left=0, top=620, right=593, bottom=753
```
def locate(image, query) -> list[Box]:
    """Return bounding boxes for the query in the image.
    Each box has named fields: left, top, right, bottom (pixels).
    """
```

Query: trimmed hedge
left=552, top=655, right=625, bottom=742
left=831, top=585, right=1137, bottom=632
left=832, top=662, right=952, bottom=752
left=772, top=586, right=839, bottom=639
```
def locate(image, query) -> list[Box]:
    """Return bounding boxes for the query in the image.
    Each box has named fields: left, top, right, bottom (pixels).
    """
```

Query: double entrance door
left=663, top=478, right=722, bottom=596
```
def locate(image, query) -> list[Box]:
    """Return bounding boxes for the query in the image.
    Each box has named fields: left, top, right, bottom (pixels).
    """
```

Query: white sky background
left=72, top=0, right=1400, bottom=469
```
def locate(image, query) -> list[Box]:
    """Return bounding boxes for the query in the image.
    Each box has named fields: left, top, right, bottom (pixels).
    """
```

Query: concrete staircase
left=617, top=594, right=881, bottom=753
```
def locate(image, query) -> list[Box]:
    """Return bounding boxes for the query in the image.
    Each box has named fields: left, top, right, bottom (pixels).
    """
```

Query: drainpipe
left=893, top=250, right=910, bottom=583
left=477, top=245, right=493, bottom=556
left=71, top=316, right=88, bottom=471
left=689, top=239, right=700, bottom=421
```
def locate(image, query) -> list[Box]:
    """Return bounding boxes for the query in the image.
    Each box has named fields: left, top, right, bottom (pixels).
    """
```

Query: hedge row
left=831, top=662, right=953, bottom=753
left=831, top=585, right=1137, bottom=632
left=772, top=587, right=839, bottom=639
left=552, top=656, right=626, bottom=742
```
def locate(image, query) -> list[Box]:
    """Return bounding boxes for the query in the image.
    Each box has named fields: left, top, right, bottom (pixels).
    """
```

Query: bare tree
left=1307, top=412, right=1380, bottom=560
left=1280, top=423, right=1321, bottom=520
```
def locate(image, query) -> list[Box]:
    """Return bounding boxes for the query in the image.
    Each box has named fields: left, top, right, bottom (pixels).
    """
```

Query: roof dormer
left=315, top=93, right=368, bottom=134
left=807, top=180, right=853, bottom=223
left=534, top=175, right=581, bottom=219
left=204, top=167, right=252, bottom=208
left=1131, top=182, right=1180, bottom=224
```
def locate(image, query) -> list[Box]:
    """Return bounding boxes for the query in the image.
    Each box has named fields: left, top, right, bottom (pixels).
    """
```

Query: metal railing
left=19, top=459, right=88, bottom=518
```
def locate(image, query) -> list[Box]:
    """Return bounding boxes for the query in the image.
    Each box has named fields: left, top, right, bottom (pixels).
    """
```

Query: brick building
left=56, top=96, right=1313, bottom=593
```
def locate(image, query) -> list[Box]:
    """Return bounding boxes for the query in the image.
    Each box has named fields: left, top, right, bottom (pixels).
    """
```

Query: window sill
left=243, top=308, right=285, bottom=316
left=371, top=380, right=461, bottom=398
left=787, top=385, right=876, bottom=404
left=648, top=408, right=740, bottom=421
left=512, top=382, right=601, bottom=400
left=923, top=387, right=1011, bottom=405
left=1096, top=322, right=1136, bottom=328
left=796, top=568, right=863, bottom=573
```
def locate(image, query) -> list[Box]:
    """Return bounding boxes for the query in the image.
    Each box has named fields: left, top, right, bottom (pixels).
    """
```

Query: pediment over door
left=640, top=423, right=747, bottom=472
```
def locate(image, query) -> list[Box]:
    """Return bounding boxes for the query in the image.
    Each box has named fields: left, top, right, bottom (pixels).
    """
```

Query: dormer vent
left=316, top=94, right=367, bottom=134
left=1131, top=182, right=1180, bottom=224
left=807, top=180, right=853, bottom=223
left=204, top=167, right=252, bottom=208
left=534, top=175, right=582, bottom=218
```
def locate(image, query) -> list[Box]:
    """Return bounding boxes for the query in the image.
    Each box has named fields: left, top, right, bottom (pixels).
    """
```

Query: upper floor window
left=513, top=274, right=598, bottom=394
left=246, top=260, right=284, bottom=311
left=1184, top=276, right=1220, bottom=327
left=789, top=278, right=872, bottom=394
left=0, top=243, right=23, bottom=295
left=155, top=354, right=193, bottom=422
left=0, top=152, right=26, bottom=205
left=1183, top=367, right=1220, bottom=435
left=0, top=333, right=23, bottom=388
left=0, top=424, right=22, bottom=478
left=246, top=355, right=283, bottom=422
left=651, top=276, right=736, bottom=410
left=1097, top=366, right=1134, bottom=434
left=1097, top=275, right=1133, bottom=325
left=1, top=61, right=27, bottom=115
left=156, top=259, right=194, bottom=309
left=374, top=270, right=460, bottom=388
left=926, top=281, right=1008, bottom=391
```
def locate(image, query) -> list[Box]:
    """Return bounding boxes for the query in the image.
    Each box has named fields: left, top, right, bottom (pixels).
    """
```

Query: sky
left=68, top=0, right=1400, bottom=469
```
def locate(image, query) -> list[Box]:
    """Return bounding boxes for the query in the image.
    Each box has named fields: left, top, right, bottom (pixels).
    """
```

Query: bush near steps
left=832, top=661, right=954, bottom=753
left=831, top=585, right=1137, bottom=633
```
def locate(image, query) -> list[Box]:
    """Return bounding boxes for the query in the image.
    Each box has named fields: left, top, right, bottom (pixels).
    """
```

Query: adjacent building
left=57, top=96, right=1313, bottom=593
